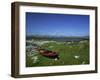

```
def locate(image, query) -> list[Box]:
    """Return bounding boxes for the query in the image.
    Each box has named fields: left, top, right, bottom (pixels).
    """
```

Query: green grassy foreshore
left=26, top=39, right=89, bottom=67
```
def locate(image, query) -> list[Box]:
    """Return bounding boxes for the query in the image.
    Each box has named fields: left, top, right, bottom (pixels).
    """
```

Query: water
left=26, top=36, right=89, bottom=42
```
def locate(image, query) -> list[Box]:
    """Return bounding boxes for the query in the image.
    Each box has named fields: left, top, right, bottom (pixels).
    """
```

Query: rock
left=74, top=55, right=80, bottom=59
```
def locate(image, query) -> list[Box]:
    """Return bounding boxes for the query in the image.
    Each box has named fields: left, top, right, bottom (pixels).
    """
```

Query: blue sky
left=26, top=12, right=89, bottom=37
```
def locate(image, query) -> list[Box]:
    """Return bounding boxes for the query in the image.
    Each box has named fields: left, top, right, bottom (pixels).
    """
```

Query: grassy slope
left=26, top=41, right=89, bottom=67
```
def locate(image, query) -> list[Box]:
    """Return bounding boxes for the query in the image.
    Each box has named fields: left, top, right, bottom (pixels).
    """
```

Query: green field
left=26, top=39, right=89, bottom=67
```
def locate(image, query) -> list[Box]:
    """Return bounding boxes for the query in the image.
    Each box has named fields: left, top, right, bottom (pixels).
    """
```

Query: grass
left=26, top=40, right=89, bottom=67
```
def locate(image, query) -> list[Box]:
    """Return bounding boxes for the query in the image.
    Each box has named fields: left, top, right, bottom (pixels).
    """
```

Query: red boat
left=38, top=49, right=59, bottom=60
